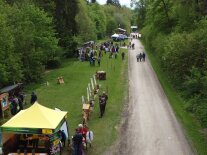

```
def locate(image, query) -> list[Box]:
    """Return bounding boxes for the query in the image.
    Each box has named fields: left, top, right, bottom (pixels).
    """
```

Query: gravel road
left=107, top=39, right=194, bottom=155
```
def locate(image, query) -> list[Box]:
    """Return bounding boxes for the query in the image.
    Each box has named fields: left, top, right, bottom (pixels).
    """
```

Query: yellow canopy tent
left=0, top=102, right=69, bottom=154
left=1, top=102, right=67, bottom=133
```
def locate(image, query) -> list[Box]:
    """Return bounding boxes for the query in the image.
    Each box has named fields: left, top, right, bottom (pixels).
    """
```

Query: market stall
left=0, top=102, right=69, bottom=155
left=0, top=93, right=9, bottom=118
left=0, top=83, right=23, bottom=118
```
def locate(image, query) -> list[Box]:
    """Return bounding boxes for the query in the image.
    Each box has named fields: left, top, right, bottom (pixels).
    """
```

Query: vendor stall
left=0, top=83, right=23, bottom=118
left=0, top=102, right=69, bottom=155
left=0, top=93, right=9, bottom=118
left=0, top=83, right=23, bottom=97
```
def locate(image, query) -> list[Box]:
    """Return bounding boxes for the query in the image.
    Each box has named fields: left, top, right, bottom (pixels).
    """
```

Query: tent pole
left=65, top=118, right=70, bottom=147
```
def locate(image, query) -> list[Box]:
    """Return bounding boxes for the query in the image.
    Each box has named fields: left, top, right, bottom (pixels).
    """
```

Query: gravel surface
left=104, top=39, right=194, bottom=155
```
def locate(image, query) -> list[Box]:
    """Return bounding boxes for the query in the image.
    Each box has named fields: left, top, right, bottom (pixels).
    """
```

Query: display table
left=96, top=71, right=106, bottom=80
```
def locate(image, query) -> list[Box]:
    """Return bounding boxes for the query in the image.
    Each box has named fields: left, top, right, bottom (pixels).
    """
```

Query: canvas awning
left=117, top=28, right=126, bottom=32
left=1, top=102, right=67, bottom=134
left=0, top=83, right=23, bottom=94
left=131, top=26, right=138, bottom=29
left=111, top=33, right=119, bottom=38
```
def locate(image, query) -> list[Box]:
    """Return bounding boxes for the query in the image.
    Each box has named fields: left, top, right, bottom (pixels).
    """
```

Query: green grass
left=22, top=49, right=128, bottom=154
left=143, top=43, right=207, bottom=155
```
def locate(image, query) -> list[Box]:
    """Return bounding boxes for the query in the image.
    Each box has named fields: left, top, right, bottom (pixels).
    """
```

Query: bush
left=195, top=102, right=207, bottom=128
left=46, top=57, right=61, bottom=69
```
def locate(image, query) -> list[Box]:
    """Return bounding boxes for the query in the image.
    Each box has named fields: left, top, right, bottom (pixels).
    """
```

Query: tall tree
left=0, top=1, right=23, bottom=85
left=89, top=3, right=107, bottom=39
left=91, top=0, right=96, bottom=3
left=8, top=3, right=59, bottom=82
left=132, top=0, right=146, bottom=28
left=54, top=0, right=79, bottom=57
left=76, top=0, right=96, bottom=42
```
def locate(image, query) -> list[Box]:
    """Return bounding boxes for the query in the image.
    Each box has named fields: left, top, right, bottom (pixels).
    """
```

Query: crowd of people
left=10, top=92, right=25, bottom=115
left=71, top=89, right=108, bottom=155
left=5, top=35, right=132, bottom=155
left=71, top=124, right=94, bottom=155
left=8, top=90, right=38, bottom=116
left=128, top=41, right=135, bottom=49
left=78, top=40, right=123, bottom=67
left=21, top=76, right=109, bottom=155
left=136, top=52, right=146, bottom=62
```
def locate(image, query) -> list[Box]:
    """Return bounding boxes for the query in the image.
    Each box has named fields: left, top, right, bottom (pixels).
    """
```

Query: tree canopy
left=0, top=0, right=131, bottom=87
left=133, top=0, right=207, bottom=128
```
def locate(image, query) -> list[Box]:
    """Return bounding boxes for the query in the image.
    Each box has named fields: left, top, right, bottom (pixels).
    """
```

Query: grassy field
left=143, top=43, right=207, bottom=155
left=21, top=48, right=128, bottom=154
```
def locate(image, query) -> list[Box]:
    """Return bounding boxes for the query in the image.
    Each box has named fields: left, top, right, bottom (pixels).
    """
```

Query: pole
left=88, top=83, right=92, bottom=96
left=91, top=78, right=94, bottom=90
left=87, top=88, right=89, bottom=102
left=82, top=96, right=85, bottom=104
left=93, top=75, right=97, bottom=86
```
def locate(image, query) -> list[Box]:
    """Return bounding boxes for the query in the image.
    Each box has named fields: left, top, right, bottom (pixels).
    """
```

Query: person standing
left=78, top=124, right=88, bottom=140
left=30, top=92, right=37, bottom=104
left=18, top=93, right=24, bottom=111
left=103, top=92, right=108, bottom=113
left=86, top=130, right=93, bottom=148
left=97, top=56, right=101, bottom=66
left=72, top=129, right=83, bottom=155
left=99, top=91, right=108, bottom=118
left=60, top=130, right=66, bottom=147
left=99, top=95, right=104, bottom=118
left=11, top=96, right=19, bottom=115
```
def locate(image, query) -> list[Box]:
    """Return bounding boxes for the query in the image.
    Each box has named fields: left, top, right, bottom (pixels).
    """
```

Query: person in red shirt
left=77, top=124, right=88, bottom=150
left=78, top=124, right=88, bottom=138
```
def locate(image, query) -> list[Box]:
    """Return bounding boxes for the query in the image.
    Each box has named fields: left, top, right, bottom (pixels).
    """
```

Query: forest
left=133, top=0, right=207, bottom=129
left=0, top=0, right=131, bottom=86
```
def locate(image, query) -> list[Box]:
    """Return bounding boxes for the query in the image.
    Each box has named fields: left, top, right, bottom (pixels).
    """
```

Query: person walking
left=132, top=43, right=135, bottom=49
left=142, top=52, right=146, bottom=62
left=136, top=53, right=139, bottom=62
left=139, top=53, right=143, bottom=62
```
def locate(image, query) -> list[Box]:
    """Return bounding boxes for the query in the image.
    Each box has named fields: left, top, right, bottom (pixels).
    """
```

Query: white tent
left=117, top=28, right=126, bottom=32
left=111, top=33, right=119, bottom=38
left=131, top=26, right=138, bottom=29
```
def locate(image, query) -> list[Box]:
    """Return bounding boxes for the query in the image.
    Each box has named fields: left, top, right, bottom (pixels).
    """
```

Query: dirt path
left=107, top=39, right=193, bottom=155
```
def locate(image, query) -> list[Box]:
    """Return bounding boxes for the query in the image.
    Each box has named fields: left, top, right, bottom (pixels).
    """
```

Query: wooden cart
left=96, top=71, right=106, bottom=80
left=82, top=104, right=90, bottom=125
